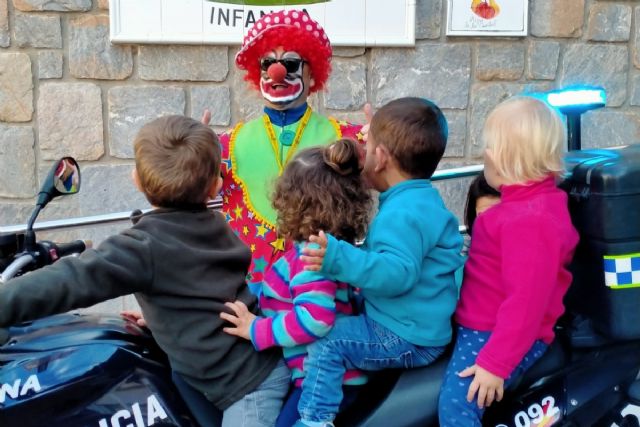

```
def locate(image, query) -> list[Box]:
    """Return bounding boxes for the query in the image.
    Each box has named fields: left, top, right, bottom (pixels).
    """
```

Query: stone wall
left=1, top=0, right=638, bottom=312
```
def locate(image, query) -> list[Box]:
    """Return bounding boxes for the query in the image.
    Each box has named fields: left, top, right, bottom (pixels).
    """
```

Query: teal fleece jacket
left=321, top=179, right=464, bottom=346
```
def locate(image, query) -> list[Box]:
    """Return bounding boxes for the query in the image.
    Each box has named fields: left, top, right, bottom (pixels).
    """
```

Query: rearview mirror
left=53, top=157, right=81, bottom=195
left=37, top=157, right=81, bottom=208
left=22, top=157, right=81, bottom=252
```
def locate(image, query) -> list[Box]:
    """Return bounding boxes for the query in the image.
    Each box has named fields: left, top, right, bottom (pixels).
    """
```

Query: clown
left=217, top=9, right=363, bottom=290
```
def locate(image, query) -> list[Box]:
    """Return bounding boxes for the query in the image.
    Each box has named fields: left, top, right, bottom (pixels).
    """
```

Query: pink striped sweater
left=250, top=242, right=367, bottom=387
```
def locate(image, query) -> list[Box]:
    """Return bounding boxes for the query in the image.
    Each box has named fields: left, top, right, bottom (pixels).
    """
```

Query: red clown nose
left=267, top=62, right=287, bottom=83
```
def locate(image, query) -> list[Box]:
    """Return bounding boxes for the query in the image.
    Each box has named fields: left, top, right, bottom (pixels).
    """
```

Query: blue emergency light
left=544, top=86, right=606, bottom=151
left=546, top=87, right=606, bottom=114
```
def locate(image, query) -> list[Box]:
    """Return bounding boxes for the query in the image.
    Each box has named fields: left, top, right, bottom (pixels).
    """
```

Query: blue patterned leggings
left=438, top=326, right=547, bottom=426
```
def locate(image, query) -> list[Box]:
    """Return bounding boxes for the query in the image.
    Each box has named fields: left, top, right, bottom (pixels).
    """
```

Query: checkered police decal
left=604, top=253, right=640, bottom=289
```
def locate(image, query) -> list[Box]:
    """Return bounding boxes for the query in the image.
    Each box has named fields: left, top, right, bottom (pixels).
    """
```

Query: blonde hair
left=482, top=96, right=566, bottom=184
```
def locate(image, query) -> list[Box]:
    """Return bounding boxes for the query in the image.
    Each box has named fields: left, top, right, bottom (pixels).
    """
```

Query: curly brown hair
left=272, top=139, right=372, bottom=243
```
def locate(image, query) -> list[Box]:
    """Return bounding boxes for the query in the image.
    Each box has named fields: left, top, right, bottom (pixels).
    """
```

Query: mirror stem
left=24, top=205, right=41, bottom=253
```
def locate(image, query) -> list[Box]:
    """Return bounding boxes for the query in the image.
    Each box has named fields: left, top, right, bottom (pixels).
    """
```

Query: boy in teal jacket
left=296, top=97, right=464, bottom=427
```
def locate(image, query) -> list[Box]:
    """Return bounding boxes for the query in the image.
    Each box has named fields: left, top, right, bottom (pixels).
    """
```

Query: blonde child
left=438, top=96, right=579, bottom=426
left=220, top=139, right=372, bottom=427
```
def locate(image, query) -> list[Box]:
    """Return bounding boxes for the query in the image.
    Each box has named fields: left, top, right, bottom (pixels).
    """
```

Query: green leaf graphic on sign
left=206, top=0, right=329, bottom=5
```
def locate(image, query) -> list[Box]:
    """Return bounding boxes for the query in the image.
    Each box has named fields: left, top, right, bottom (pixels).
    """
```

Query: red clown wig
left=235, top=10, right=332, bottom=94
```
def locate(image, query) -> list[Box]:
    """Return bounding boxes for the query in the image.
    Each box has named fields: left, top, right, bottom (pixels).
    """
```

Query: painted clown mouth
left=260, top=80, right=303, bottom=103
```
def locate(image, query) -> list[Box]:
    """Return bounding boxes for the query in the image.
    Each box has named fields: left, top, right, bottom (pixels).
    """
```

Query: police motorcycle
left=0, top=158, right=196, bottom=427
left=1, top=87, right=640, bottom=427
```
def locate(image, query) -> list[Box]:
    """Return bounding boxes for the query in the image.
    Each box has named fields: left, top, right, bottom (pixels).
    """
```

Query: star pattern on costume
left=253, top=256, right=268, bottom=273
left=270, top=237, right=286, bottom=253
left=222, top=158, right=232, bottom=171
left=255, top=224, right=270, bottom=238
left=234, top=205, right=244, bottom=220
left=218, top=120, right=361, bottom=291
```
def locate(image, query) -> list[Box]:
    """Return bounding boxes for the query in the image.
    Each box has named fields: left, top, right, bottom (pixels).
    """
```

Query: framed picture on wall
left=446, top=0, right=528, bottom=36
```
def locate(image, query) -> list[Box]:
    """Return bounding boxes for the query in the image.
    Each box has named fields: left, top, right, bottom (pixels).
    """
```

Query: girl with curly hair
left=221, top=138, right=372, bottom=426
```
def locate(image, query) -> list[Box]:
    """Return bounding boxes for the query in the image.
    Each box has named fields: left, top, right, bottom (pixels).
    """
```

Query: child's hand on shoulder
left=459, top=364, right=504, bottom=409
left=220, top=300, right=256, bottom=340
left=300, top=230, right=328, bottom=271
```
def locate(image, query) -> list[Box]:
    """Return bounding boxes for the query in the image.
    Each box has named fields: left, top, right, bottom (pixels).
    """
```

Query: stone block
left=416, top=0, right=442, bottom=40
left=0, top=0, right=9, bottom=47
left=108, top=86, right=185, bottom=159
left=468, top=82, right=552, bottom=158
left=0, top=202, right=34, bottom=227
left=191, top=86, right=231, bottom=126
left=587, top=3, right=631, bottom=42
left=527, top=41, right=560, bottom=80
left=0, top=53, right=33, bottom=122
left=333, top=47, right=365, bottom=58
left=325, top=58, right=366, bottom=110
left=530, top=0, right=584, bottom=38
left=476, top=43, right=524, bottom=81
left=630, top=74, right=640, bottom=106
left=38, top=50, right=63, bottom=79
left=69, top=15, right=132, bottom=80
left=139, top=45, right=228, bottom=82
left=77, top=163, right=150, bottom=216
left=581, top=110, right=640, bottom=149
left=444, top=110, right=465, bottom=158
left=433, top=160, right=475, bottom=223
left=37, top=83, right=104, bottom=161
left=633, top=7, right=640, bottom=69
left=97, top=0, right=108, bottom=9
left=0, top=125, right=36, bottom=198
left=230, top=67, right=264, bottom=123
left=15, top=13, right=61, bottom=48
left=13, top=0, right=91, bottom=11
left=560, top=44, right=627, bottom=107
left=372, top=43, right=471, bottom=109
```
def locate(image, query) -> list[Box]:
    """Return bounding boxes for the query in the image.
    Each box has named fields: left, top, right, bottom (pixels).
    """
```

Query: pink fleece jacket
left=455, top=176, right=579, bottom=379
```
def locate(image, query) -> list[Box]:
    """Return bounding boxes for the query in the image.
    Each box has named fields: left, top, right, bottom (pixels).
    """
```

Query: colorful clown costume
left=219, top=104, right=362, bottom=290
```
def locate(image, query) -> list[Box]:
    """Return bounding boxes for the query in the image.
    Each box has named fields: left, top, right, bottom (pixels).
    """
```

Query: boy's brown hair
left=134, top=115, right=220, bottom=208
left=272, top=138, right=372, bottom=243
left=369, top=97, right=448, bottom=179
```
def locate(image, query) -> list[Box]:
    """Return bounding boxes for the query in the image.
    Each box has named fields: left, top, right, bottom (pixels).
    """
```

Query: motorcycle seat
left=506, top=337, right=568, bottom=392
left=335, top=356, right=448, bottom=426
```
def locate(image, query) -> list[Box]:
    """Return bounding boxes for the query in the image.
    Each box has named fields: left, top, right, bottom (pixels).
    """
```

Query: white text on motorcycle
left=97, top=394, right=168, bottom=427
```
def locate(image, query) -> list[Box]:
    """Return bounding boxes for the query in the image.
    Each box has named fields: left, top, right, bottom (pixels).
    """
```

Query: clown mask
left=259, top=48, right=312, bottom=110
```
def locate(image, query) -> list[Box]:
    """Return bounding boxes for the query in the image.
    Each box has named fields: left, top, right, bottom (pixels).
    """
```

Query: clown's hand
left=361, top=103, right=374, bottom=143
left=201, top=109, right=212, bottom=126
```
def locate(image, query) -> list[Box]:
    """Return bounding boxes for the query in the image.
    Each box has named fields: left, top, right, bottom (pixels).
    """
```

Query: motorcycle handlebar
left=0, top=240, right=91, bottom=284
left=54, top=240, right=91, bottom=258
left=0, top=254, right=36, bottom=283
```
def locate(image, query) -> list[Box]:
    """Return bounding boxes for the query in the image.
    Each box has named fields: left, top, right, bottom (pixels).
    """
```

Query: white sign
left=446, top=0, right=528, bottom=36
left=109, top=0, right=416, bottom=47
